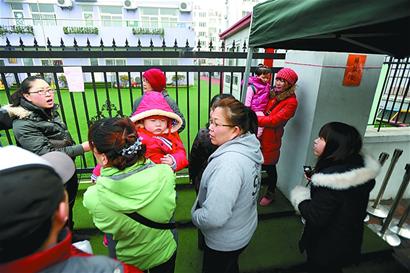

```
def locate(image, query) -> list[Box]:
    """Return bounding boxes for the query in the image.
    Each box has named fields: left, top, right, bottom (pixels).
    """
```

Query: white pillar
left=277, top=50, right=385, bottom=198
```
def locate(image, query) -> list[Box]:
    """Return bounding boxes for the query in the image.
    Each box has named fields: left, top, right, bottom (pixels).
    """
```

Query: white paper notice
left=63, top=66, right=84, bottom=92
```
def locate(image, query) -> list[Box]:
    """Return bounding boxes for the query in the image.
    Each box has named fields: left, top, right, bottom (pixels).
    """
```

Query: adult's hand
left=82, top=141, right=91, bottom=152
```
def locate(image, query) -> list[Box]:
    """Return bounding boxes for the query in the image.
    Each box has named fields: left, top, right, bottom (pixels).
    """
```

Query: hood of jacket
left=209, top=132, right=263, bottom=165
left=311, top=155, right=380, bottom=190
left=97, top=160, right=176, bottom=213
left=248, top=76, right=270, bottom=91
left=130, top=91, right=182, bottom=133
left=4, top=99, right=58, bottom=121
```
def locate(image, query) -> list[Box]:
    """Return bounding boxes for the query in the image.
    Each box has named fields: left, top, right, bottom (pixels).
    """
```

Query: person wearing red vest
left=257, top=68, right=299, bottom=206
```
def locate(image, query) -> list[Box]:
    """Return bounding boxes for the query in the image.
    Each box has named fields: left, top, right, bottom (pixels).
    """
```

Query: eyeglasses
left=209, top=119, right=235, bottom=128
left=28, top=89, right=55, bottom=96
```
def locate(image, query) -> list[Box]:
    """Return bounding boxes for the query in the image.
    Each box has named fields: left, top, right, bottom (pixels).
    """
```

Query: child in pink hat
left=132, top=68, right=186, bottom=133
left=92, top=91, right=188, bottom=182
left=130, top=91, right=188, bottom=172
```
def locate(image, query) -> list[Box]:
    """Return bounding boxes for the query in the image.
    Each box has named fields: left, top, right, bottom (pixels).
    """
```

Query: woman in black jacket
left=290, top=122, right=380, bottom=273
left=5, top=76, right=90, bottom=232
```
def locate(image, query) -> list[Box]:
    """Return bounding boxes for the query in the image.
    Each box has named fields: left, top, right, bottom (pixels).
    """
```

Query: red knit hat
left=276, top=68, right=298, bottom=85
left=143, top=68, right=166, bottom=91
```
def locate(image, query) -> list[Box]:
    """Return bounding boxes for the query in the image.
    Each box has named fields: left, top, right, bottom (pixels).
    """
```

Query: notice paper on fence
left=63, top=66, right=85, bottom=92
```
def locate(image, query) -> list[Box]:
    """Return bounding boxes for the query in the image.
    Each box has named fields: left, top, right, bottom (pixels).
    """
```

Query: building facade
left=0, top=0, right=196, bottom=84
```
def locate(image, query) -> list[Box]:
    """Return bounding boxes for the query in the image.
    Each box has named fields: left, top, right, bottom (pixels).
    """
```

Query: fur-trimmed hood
left=3, top=104, right=31, bottom=119
left=311, top=155, right=380, bottom=190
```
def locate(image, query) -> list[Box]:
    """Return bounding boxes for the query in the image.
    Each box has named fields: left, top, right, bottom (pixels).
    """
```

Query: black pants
left=262, top=164, right=277, bottom=195
left=202, top=244, right=247, bottom=273
left=65, top=173, right=79, bottom=230
left=146, top=251, right=177, bottom=273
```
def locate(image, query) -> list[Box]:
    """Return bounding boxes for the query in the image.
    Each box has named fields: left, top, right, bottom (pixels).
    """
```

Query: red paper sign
left=343, top=54, right=367, bottom=86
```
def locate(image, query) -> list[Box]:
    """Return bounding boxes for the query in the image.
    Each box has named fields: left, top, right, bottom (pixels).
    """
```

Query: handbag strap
left=125, top=211, right=176, bottom=230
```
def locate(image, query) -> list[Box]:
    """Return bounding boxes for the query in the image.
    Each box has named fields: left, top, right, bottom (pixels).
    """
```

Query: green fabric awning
left=249, top=0, right=410, bottom=58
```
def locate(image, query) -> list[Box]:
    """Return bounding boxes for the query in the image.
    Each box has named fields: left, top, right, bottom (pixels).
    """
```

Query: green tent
left=249, top=0, right=410, bottom=59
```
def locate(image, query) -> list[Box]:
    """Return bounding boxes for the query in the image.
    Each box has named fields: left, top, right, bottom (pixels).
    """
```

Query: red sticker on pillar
left=343, top=54, right=367, bottom=86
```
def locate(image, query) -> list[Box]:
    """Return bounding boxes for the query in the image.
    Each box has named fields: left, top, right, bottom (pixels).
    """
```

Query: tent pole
left=241, top=46, right=253, bottom=103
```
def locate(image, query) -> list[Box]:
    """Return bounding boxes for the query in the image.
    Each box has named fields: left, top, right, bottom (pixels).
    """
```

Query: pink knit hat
left=143, top=68, right=166, bottom=91
left=130, top=91, right=182, bottom=133
left=276, top=68, right=298, bottom=85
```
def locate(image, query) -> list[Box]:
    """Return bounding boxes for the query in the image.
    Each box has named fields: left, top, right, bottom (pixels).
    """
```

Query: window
left=100, top=6, right=122, bottom=27
left=30, top=4, right=56, bottom=26
left=0, top=60, right=6, bottom=66
left=225, top=75, right=231, bottom=83
left=11, top=3, right=25, bottom=26
left=140, top=7, right=178, bottom=28
left=162, top=59, right=178, bottom=66
left=90, top=58, right=99, bottom=66
left=105, top=59, right=126, bottom=66
left=8, top=58, right=17, bottom=64
left=41, top=59, right=63, bottom=66
left=22, top=58, right=33, bottom=66
left=82, top=6, right=94, bottom=27
left=199, top=12, right=206, bottom=17
left=143, top=59, right=161, bottom=66
left=199, top=22, right=206, bottom=27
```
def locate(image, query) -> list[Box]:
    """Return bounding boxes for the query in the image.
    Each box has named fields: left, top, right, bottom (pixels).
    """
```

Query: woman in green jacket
left=83, top=117, right=177, bottom=273
left=5, top=75, right=90, bottom=231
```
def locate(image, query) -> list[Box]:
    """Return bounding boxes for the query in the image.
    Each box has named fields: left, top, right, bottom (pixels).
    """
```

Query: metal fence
left=372, top=56, right=410, bottom=130
left=0, top=38, right=284, bottom=172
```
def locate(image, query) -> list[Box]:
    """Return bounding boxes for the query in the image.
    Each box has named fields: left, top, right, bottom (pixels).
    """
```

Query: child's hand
left=160, top=154, right=175, bottom=167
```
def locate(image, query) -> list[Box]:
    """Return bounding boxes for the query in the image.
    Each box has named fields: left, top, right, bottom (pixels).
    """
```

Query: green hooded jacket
left=83, top=160, right=177, bottom=270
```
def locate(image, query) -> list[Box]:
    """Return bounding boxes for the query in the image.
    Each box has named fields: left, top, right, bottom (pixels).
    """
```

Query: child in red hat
left=256, top=67, right=299, bottom=206
left=132, top=68, right=186, bottom=133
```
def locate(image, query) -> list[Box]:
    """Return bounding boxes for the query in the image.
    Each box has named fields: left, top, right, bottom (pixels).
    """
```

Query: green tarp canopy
left=249, top=0, right=410, bottom=59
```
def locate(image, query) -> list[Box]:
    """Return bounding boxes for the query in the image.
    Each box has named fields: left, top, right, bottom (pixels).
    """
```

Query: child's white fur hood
left=311, top=155, right=380, bottom=190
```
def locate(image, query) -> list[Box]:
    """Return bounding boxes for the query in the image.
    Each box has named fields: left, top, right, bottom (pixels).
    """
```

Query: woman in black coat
left=290, top=122, right=380, bottom=273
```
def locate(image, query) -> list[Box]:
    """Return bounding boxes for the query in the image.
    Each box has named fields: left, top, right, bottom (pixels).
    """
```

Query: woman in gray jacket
left=191, top=97, right=263, bottom=273
left=5, top=76, right=90, bottom=231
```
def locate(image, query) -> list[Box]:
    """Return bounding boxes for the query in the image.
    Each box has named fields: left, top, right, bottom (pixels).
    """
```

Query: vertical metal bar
left=53, top=73, right=67, bottom=124
left=219, top=71, right=223, bottom=94
left=91, top=72, right=100, bottom=115
left=128, top=71, right=133, bottom=111
left=186, top=71, right=191, bottom=155
left=373, top=56, right=393, bottom=125
left=242, top=46, right=254, bottom=102
left=229, top=71, right=234, bottom=96
left=378, top=58, right=400, bottom=131
left=393, top=61, right=410, bottom=124
left=372, top=149, right=403, bottom=209
left=139, top=71, right=144, bottom=96
left=197, top=71, right=201, bottom=131
left=1, top=73, right=12, bottom=102
left=388, top=58, right=408, bottom=125
left=13, top=73, right=20, bottom=87
left=115, top=72, right=123, bottom=116
left=208, top=71, right=212, bottom=120
left=380, top=164, right=410, bottom=235
left=175, top=71, right=179, bottom=104
left=68, top=91, right=87, bottom=166
left=103, top=72, right=112, bottom=117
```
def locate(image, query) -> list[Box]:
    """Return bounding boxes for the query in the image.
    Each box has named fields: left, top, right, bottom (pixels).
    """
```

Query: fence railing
left=0, top=38, right=285, bottom=173
left=372, top=56, right=410, bottom=130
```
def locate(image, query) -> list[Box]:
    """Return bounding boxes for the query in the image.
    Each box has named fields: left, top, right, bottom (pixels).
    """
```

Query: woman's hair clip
left=121, top=137, right=143, bottom=156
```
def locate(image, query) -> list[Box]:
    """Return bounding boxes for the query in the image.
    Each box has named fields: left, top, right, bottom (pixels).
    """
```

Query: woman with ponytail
left=191, top=97, right=263, bottom=273
left=83, top=117, right=177, bottom=273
